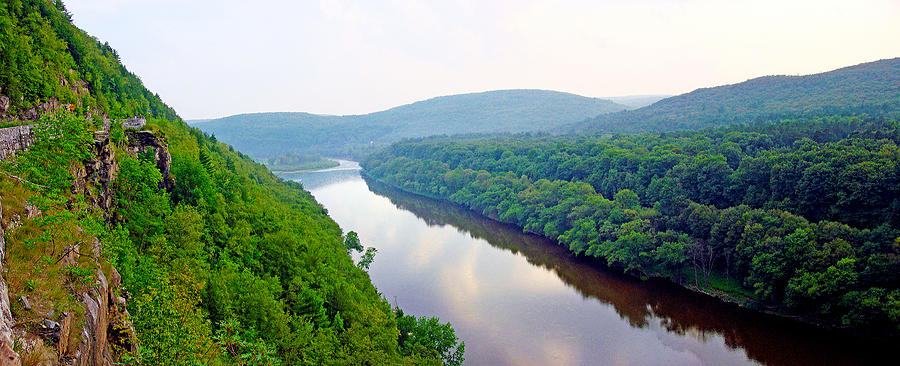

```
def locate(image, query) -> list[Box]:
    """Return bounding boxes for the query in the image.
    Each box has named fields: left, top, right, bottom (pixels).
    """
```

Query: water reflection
left=280, top=168, right=360, bottom=190
left=284, top=168, right=889, bottom=366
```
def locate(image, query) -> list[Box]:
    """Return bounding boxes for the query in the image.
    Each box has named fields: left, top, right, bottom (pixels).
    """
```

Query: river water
left=280, top=165, right=888, bottom=366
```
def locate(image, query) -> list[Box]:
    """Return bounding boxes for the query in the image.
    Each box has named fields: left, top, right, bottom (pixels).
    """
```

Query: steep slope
left=0, top=1, right=462, bottom=365
left=568, top=58, right=900, bottom=134
left=191, top=89, right=628, bottom=159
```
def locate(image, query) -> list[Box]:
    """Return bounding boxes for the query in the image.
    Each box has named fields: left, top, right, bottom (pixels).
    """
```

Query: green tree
left=397, top=310, right=466, bottom=366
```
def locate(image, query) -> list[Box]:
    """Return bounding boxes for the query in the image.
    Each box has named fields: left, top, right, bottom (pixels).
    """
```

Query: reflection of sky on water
left=281, top=168, right=886, bottom=366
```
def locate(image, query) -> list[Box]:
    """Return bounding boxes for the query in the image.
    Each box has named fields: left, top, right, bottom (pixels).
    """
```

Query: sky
left=64, top=0, right=900, bottom=120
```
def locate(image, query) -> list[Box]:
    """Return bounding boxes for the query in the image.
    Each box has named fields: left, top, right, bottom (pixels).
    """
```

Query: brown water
left=282, top=167, right=891, bottom=366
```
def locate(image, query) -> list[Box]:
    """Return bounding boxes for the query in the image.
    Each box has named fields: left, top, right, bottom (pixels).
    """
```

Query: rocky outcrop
left=0, top=200, right=22, bottom=366
left=20, top=99, right=62, bottom=122
left=0, top=117, right=165, bottom=365
left=0, top=125, right=33, bottom=161
left=0, top=94, right=9, bottom=119
left=75, top=269, right=110, bottom=366
left=74, top=131, right=118, bottom=214
left=105, top=270, right=136, bottom=357
left=68, top=267, right=136, bottom=366
left=125, top=130, right=174, bottom=191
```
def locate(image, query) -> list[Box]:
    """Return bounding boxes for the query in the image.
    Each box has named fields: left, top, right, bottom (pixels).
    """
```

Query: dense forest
left=566, top=58, right=900, bottom=134
left=190, top=90, right=627, bottom=160
left=0, top=0, right=178, bottom=123
left=0, top=1, right=463, bottom=364
left=363, top=115, right=900, bottom=336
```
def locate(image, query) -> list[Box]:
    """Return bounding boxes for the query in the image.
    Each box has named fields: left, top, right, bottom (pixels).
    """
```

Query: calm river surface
left=280, top=164, right=889, bottom=366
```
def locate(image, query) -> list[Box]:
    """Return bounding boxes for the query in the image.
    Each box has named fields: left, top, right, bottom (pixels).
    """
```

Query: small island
left=263, top=152, right=340, bottom=172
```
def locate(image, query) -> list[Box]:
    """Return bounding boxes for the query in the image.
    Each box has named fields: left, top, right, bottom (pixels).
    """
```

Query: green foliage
left=115, top=155, right=170, bottom=247
left=214, top=319, right=281, bottom=366
left=0, top=0, right=178, bottom=120
left=343, top=231, right=363, bottom=252
left=109, top=120, right=125, bottom=145
left=191, top=90, right=627, bottom=160
left=0, top=2, right=462, bottom=364
left=357, top=247, right=377, bottom=270
left=363, top=115, right=900, bottom=335
left=840, top=287, right=900, bottom=333
left=62, top=264, right=94, bottom=285
left=131, top=274, right=219, bottom=366
left=396, top=309, right=465, bottom=366
left=568, top=58, right=900, bottom=134
left=15, top=112, right=92, bottom=192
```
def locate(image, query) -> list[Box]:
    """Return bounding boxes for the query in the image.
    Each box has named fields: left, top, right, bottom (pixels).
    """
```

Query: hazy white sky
left=65, top=0, right=900, bottom=119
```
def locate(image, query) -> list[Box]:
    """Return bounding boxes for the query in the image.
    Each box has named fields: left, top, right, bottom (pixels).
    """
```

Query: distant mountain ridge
left=603, top=94, right=671, bottom=109
left=191, top=89, right=628, bottom=159
left=567, top=58, right=900, bottom=134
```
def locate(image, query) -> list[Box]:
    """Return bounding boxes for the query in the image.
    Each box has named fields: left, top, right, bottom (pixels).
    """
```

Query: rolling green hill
left=190, top=89, right=628, bottom=159
left=567, top=58, right=900, bottom=134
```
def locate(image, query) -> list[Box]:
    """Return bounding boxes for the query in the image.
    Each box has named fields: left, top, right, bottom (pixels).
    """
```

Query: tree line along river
left=280, top=164, right=891, bottom=366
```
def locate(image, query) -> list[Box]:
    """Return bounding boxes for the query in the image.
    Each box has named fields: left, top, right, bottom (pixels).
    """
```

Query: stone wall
left=122, top=117, right=145, bottom=130
left=0, top=125, right=33, bottom=161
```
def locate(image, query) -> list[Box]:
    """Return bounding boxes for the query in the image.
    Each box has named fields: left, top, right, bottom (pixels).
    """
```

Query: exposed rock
left=70, top=267, right=136, bottom=366
left=0, top=94, right=9, bottom=117
left=122, top=117, right=145, bottom=130
left=105, top=269, right=136, bottom=355
left=60, top=245, right=79, bottom=268
left=0, top=204, right=4, bottom=263
left=75, top=269, right=110, bottom=366
left=0, top=341, right=19, bottom=366
left=35, top=319, right=61, bottom=345
left=17, top=297, right=29, bottom=312
left=0, top=114, right=141, bottom=365
left=23, top=203, right=40, bottom=219
left=20, top=99, right=61, bottom=122
left=90, top=239, right=102, bottom=263
left=4, top=215, right=20, bottom=232
left=0, top=199, right=21, bottom=366
left=0, top=125, right=33, bottom=161
left=57, top=312, right=73, bottom=359
left=72, top=131, right=118, bottom=215
left=41, top=320, right=60, bottom=331
left=125, top=130, right=174, bottom=191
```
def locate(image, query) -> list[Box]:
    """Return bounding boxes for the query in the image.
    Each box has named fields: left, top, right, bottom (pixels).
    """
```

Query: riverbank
left=295, top=167, right=886, bottom=365
left=359, top=170, right=890, bottom=341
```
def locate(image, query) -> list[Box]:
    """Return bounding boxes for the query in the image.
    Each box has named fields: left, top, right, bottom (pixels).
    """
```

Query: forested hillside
left=363, top=115, right=900, bottom=336
left=567, top=58, right=900, bottom=134
left=0, top=1, right=462, bottom=364
left=190, top=90, right=627, bottom=159
left=0, top=0, right=178, bottom=123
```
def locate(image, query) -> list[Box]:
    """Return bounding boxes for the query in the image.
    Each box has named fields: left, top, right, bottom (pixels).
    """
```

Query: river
left=279, top=165, right=888, bottom=366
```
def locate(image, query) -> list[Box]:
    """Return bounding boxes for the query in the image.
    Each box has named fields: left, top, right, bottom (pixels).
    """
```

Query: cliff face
left=0, top=202, right=21, bottom=366
left=0, top=120, right=171, bottom=365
